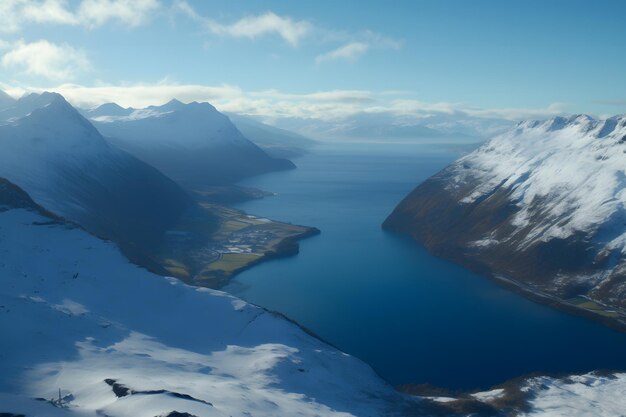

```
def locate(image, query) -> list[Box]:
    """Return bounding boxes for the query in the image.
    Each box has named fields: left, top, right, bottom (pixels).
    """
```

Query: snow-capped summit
left=0, top=91, right=72, bottom=123
left=385, top=114, right=626, bottom=326
left=87, top=99, right=295, bottom=187
left=0, top=92, right=192, bottom=262
left=85, top=101, right=132, bottom=118
left=155, top=97, right=187, bottom=111
left=10, top=93, right=106, bottom=150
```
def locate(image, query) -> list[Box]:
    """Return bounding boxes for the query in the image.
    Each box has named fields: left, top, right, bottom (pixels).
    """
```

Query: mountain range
left=384, top=114, right=626, bottom=328
left=84, top=100, right=296, bottom=188
left=0, top=92, right=194, bottom=269
left=262, top=111, right=513, bottom=143
left=1, top=87, right=625, bottom=415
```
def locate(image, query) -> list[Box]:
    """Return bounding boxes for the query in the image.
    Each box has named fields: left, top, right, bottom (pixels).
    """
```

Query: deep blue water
left=226, top=142, right=626, bottom=390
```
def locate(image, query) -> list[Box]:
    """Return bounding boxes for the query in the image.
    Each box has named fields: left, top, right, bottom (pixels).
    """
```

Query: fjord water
left=226, top=142, right=626, bottom=390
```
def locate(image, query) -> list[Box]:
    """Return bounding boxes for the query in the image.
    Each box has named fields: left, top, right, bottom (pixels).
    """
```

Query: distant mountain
left=384, top=114, right=626, bottom=329
left=267, top=112, right=511, bottom=142
left=0, top=92, right=194, bottom=268
left=227, top=113, right=316, bottom=158
left=0, top=90, right=15, bottom=111
left=85, top=100, right=295, bottom=188
left=85, top=101, right=132, bottom=118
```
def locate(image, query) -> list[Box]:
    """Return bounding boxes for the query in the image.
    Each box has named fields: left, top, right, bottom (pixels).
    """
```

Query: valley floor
left=156, top=202, right=319, bottom=289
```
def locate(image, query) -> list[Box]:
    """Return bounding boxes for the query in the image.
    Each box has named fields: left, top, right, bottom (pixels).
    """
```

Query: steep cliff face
left=384, top=115, right=626, bottom=326
left=0, top=92, right=194, bottom=268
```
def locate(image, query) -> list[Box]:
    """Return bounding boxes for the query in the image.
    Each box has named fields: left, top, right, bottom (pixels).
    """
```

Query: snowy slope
left=449, top=115, right=626, bottom=250
left=0, top=184, right=420, bottom=417
left=86, top=100, right=295, bottom=187
left=384, top=114, right=626, bottom=325
left=0, top=92, right=193, bottom=264
left=434, top=371, right=626, bottom=416
left=520, top=372, right=626, bottom=417
left=2, top=181, right=626, bottom=416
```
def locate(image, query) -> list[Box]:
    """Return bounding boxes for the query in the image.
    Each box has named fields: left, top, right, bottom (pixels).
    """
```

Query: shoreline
left=383, top=225, right=626, bottom=334
left=443, top=247, right=626, bottom=334
left=197, top=225, right=321, bottom=289
left=147, top=199, right=321, bottom=290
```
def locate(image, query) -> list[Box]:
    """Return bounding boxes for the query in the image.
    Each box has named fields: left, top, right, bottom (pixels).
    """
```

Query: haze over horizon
left=1, top=0, right=626, bottom=131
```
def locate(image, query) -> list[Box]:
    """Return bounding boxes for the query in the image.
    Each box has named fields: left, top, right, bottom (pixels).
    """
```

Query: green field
left=207, top=253, right=262, bottom=273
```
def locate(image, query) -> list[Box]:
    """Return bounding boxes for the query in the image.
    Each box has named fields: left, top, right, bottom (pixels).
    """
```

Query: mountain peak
left=517, top=114, right=600, bottom=133
left=2, top=92, right=105, bottom=149
left=29, top=92, right=89, bottom=123
left=0, top=90, right=16, bottom=111
left=20, top=91, right=64, bottom=106
left=95, top=102, right=127, bottom=112
left=158, top=98, right=186, bottom=111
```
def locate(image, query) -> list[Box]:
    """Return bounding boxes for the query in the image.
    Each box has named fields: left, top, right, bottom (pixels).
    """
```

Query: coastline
left=383, top=226, right=626, bottom=334
left=194, top=224, right=320, bottom=289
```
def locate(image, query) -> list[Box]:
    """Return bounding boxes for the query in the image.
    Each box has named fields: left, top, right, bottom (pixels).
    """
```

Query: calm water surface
left=226, top=142, right=626, bottom=390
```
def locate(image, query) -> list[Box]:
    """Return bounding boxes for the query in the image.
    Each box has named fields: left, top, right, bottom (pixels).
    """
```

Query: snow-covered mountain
left=0, top=178, right=420, bottom=417
left=85, top=100, right=295, bottom=188
left=0, top=92, right=193, bottom=266
left=2, top=178, right=625, bottom=416
left=384, top=114, right=626, bottom=328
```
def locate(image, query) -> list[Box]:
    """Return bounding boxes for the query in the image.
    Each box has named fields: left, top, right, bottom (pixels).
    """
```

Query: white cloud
left=9, top=81, right=244, bottom=108
left=316, top=42, right=370, bottom=63
left=174, top=0, right=400, bottom=55
left=0, top=0, right=159, bottom=33
left=0, top=1, right=27, bottom=33
left=314, top=28, right=402, bottom=63
left=250, top=89, right=376, bottom=104
left=176, top=2, right=311, bottom=47
left=210, top=12, right=311, bottom=46
left=22, top=0, right=78, bottom=25
left=1, top=40, right=90, bottom=80
left=4, top=81, right=566, bottom=125
left=77, top=0, right=160, bottom=28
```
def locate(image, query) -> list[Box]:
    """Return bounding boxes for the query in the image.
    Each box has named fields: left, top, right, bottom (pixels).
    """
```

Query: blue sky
left=1, top=0, right=626, bottom=122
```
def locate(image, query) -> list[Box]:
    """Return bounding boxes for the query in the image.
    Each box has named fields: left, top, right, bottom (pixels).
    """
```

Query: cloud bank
left=316, top=42, right=370, bottom=63
left=1, top=40, right=90, bottom=80
left=1, top=81, right=566, bottom=124
left=175, top=1, right=311, bottom=46
left=175, top=0, right=400, bottom=60
left=0, top=0, right=160, bottom=33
